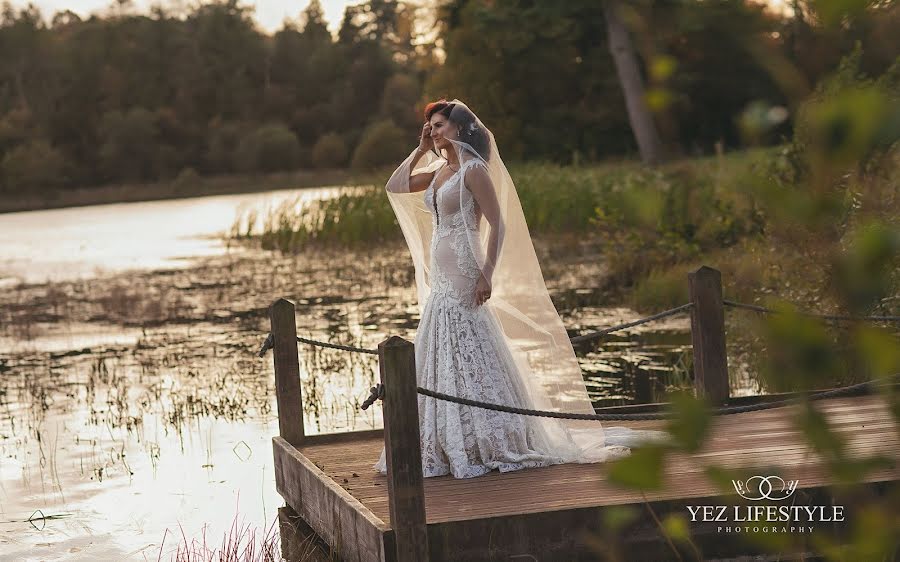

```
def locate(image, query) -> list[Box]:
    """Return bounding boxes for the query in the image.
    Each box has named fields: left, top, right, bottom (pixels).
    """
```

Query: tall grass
left=159, top=510, right=336, bottom=562
left=230, top=148, right=771, bottom=257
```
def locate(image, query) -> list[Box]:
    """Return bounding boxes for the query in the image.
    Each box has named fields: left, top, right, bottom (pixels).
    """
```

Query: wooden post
left=378, top=336, right=429, bottom=562
left=270, top=298, right=305, bottom=446
left=634, top=366, right=652, bottom=404
left=688, top=266, right=730, bottom=405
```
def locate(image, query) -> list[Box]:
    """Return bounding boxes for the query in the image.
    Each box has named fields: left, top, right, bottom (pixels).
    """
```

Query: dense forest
left=0, top=0, right=896, bottom=192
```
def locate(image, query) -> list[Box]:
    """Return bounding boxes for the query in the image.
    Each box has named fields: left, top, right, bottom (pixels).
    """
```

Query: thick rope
left=261, top=302, right=696, bottom=356
left=723, top=299, right=900, bottom=323
left=358, top=379, right=883, bottom=420
left=257, top=332, right=274, bottom=358
left=295, top=335, right=379, bottom=355
left=569, top=303, right=693, bottom=344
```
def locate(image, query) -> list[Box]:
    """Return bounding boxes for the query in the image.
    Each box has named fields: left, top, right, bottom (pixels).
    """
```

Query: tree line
left=0, top=0, right=895, bottom=193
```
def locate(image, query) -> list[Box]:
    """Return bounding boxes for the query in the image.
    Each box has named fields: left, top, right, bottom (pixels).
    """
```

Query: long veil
left=384, top=99, right=655, bottom=463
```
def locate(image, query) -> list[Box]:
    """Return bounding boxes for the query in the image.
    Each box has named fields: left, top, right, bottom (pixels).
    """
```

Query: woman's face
left=429, top=113, right=459, bottom=151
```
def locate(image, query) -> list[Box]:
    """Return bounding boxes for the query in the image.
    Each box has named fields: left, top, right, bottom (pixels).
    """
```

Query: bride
left=374, top=99, right=660, bottom=479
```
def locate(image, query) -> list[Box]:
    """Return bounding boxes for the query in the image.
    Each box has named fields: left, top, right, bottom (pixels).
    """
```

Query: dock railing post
left=270, top=298, right=305, bottom=446
left=378, top=336, right=429, bottom=562
left=688, top=266, right=730, bottom=405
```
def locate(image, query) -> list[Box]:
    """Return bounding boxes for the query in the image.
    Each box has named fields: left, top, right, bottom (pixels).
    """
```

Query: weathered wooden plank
left=301, top=432, right=894, bottom=490
left=304, top=428, right=385, bottom=446
left=301, top=436, right=894, bottom=498
left=273, top=436, right=391, bottom=562
left=324, top=456, right=899, bottom=526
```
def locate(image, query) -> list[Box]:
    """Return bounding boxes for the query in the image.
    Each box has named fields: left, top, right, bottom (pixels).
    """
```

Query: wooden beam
left=273, top=437, right=391, bottom=562
left=688, top=266, right=730, bottom=405
left=304, top=429, right=385, bottom=446
left=379, top=336, right=429, bottom=562
left=270, top=298, right=305, bottom=446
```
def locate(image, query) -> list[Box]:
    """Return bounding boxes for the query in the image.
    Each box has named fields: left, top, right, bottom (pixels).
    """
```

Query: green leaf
left=602, top=505, right=640, bottom=532
left=607, top=445, right=667, bottom=491
left=796, top=402, right=846, bottom=460
left=661, top=513, right=690, bottom=543
left=665, top=391, right=712, bottom=453
left=856, top=325, right=900, bottom=381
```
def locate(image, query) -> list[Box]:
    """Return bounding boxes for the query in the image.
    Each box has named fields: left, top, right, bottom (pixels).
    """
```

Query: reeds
left=161, top=516, right=281, bottom=562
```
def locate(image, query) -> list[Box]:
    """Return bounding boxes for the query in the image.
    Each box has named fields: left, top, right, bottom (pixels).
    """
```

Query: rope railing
left=569, top=302, right=693, bottom=344
left=722, top=299, right=900, bottom=322
left=359, top=378, right=887, bottom=420
left=296, top=335, right=379, bottom=355
left=258, top=297, right=896, bottom=357
left=259, top=302, right=696, bottom=357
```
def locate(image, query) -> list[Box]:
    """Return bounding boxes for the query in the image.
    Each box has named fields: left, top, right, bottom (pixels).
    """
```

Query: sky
left=12, top=0, right=793, bottom=36
left=11, top=0, right=357, bottom=34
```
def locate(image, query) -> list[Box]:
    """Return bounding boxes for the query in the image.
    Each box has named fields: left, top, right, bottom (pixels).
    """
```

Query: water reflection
left=0, top=185, right=351, bottom=285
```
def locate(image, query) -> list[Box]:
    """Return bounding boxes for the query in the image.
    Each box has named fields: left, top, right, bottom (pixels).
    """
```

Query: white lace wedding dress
left=375, top=159, right=607, bottom=478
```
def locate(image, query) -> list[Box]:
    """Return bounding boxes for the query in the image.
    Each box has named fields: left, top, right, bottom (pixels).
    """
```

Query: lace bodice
left=423, top=162, right=484, bottom=309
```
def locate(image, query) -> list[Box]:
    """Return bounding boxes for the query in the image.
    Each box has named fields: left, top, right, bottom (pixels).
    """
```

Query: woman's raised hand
left=418, top=122, right=434, bottom=154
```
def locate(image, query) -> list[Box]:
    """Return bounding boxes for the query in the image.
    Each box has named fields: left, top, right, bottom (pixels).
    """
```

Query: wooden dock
left=266, top=266, right=900, bottom=561
left=273, top=394, right=898, bottom=561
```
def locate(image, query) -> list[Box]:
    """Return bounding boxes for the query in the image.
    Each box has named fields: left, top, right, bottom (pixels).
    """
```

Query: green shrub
left=235, top=123, right=301, bottom=173
left=206, top=120, right=243, bottom=173
left=630, top=266, right=691, bottom=312
left=0, top=139, right=69, bottom=191
left=350, top=119, right=407, bottom=171
left=591, top=160, right=765, bottom=290
left=98, top=108, right=160, bottom=182
left=311, top=133, right=348, bottom=168
left=171, top=167, right=201, bottom=194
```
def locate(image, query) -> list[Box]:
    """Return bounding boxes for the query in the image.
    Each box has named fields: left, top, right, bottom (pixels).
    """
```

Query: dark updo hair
left=424, top=99, right=491, bottom=162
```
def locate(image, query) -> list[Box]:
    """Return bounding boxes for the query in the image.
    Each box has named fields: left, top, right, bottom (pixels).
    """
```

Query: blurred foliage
left=600, top=2, right=900, bottom=559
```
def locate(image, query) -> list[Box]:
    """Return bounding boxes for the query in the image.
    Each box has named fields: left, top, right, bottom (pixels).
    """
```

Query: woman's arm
left=385, top=147, right=440, bottom=194
left=387, top=123, right=439, bottom=193
left=464, top=161, right=504, bottom=284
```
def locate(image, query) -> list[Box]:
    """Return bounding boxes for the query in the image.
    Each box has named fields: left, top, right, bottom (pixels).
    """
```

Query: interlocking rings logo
left=732, top=475, right=799, bottom=501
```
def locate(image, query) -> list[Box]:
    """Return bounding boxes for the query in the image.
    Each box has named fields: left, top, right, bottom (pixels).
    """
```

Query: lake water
left=0, top=187, right=347, bottom=286
left=0, top=188, right=757, bottom=561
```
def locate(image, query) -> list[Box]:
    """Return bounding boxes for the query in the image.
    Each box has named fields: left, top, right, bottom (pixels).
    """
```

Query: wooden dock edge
left=421, top=480, right=900, bottom=560
left=273, top=436, right=394, bottom=562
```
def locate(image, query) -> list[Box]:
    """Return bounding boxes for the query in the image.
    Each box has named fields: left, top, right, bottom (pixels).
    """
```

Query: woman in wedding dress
left=374, top=99, right=660, bottom=479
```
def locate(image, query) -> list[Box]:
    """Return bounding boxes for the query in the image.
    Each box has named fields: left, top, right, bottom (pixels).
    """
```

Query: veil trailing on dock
left=384, top=99, right=654, bottom=462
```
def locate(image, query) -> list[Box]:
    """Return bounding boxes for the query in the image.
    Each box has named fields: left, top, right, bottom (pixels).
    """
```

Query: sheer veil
left=384, top=99, right=658, bottom=462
